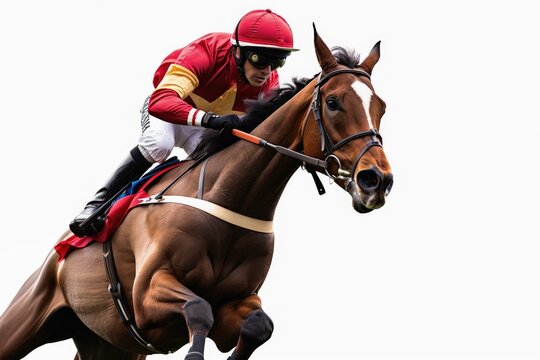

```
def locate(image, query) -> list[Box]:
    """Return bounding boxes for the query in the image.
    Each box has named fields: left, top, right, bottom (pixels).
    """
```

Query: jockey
left=69, top=9, right=298, bottom=237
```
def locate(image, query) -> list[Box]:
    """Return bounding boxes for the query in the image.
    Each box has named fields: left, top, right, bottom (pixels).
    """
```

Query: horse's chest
left=185, top=243, right=273, bottom=302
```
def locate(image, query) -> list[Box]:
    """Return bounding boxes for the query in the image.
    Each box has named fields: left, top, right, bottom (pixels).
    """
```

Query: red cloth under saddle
left=54, top=162, right=181, bottom=261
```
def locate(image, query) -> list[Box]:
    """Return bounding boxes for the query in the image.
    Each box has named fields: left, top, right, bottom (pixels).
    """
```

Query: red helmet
left=231, top=9, right=299, bottom=52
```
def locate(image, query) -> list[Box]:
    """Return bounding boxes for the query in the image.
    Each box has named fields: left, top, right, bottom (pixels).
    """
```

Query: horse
left=0, top=26, right=393, bottom=360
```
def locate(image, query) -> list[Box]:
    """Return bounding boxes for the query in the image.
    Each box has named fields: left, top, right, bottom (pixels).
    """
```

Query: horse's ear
left=313, top=23, right=338, bottom=73
left=359, top=41, right=381, bottom=75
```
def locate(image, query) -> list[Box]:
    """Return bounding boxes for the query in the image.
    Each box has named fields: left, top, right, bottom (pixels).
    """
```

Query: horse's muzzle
left=347, top=166, right=393, bottom=212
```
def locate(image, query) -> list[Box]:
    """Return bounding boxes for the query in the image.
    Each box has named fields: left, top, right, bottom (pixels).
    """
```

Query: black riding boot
left=69, top=146, right=152, bottom=237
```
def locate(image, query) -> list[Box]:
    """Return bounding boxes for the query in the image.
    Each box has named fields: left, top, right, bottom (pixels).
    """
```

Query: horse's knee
left=184, top=298, right=214, bottom=334
left=241, top=309, right=274, bottom=345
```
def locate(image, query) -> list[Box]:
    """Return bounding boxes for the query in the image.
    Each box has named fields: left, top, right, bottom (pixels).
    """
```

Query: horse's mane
left=189, top=47, right=360, bottom=159
left=331, top=46, right=361, bottom=68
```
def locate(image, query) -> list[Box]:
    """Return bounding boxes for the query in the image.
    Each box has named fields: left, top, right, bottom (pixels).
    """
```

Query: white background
left=1, top=1, right=539, bottom=359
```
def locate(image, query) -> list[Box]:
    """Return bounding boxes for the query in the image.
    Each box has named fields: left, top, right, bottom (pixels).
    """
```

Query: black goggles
left=245, top=50, right=286, bottom=70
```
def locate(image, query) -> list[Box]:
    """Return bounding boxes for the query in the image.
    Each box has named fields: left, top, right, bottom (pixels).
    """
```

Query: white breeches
left=137, top=96, right=208, bottom=163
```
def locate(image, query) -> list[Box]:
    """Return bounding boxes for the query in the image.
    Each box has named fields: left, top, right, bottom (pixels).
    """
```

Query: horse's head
left=303, top=25, right=393, bottom=213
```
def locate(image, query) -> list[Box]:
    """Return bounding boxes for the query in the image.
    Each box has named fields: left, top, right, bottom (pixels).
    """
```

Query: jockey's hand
left=202, top=112, right=244, bottom=132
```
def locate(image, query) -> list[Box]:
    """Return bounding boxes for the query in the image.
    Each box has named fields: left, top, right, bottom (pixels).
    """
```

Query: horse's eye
left=326, top=98, right=340, bottom=112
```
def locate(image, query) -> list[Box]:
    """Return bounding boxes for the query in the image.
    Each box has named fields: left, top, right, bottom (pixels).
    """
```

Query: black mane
left=189, top=47, right=360, bottom=159
left=332, top=46, right=362, bottom=68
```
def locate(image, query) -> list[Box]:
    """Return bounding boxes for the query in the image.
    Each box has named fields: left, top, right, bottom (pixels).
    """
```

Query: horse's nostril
left=356, top=169, right=381, bottom=192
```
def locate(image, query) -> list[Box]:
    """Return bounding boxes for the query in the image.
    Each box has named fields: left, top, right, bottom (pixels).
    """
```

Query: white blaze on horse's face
left=351, top=80, right=374, bottom=129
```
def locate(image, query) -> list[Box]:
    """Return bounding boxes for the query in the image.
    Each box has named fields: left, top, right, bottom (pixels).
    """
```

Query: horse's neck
left=254, top=83, right=314, bottom=150
left=205, top=82, right=315, bottom=219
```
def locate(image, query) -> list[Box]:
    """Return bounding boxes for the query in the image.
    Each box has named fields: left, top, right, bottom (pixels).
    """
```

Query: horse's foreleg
left=183, top=298, right=214, bottom=360
left=227, top=309, right=274, bottom=360
left=134, top=269, right=213, bottom=359
left=211, top=295, right=273, bottom=360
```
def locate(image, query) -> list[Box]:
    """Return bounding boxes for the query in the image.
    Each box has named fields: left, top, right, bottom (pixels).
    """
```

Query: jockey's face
left=243, top=60, right=272, bottom=87
left=235, top=47, right=273, bottom=87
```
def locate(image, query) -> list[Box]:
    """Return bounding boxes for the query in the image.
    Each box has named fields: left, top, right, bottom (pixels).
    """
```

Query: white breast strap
left=138, top=195, right=274, bottom=233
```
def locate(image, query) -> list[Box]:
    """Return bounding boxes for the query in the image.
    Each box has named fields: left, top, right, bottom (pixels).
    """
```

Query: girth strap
left=138, top=196, right=274, bottom=233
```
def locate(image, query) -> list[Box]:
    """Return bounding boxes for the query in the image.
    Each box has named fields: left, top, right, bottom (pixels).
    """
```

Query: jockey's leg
left=211, top=295, right=274, bottom=360
left=69, top=145, right=152, bottom=237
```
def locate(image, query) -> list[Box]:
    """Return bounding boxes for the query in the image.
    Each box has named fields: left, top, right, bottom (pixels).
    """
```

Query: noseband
left=310, top=68, right=383, bottom=181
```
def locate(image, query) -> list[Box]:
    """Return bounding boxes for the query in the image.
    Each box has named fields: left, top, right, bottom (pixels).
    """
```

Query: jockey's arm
left=148, top=62, right=205, bottom=126
left=148, top=88, right=198, bottom=125
left=148, top=88, right=243, bottom=130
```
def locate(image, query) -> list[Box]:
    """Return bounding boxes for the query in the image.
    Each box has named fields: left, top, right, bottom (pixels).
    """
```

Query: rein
left=231, top=130, right=328, bottom=169
left=232, top=68, right=384, bottom=194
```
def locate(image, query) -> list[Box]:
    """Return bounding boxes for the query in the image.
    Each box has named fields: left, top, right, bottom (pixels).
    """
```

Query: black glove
left=201, top=112, right=243, bottom=131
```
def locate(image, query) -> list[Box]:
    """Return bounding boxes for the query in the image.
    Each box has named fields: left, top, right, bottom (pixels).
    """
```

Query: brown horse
left=0, top=26, right=392, bottom=360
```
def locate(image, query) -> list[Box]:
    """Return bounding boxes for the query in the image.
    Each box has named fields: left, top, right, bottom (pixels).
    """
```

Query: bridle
left=231, top=67, right=385, bottom=195
left=309, top=68, right=383, bottom=182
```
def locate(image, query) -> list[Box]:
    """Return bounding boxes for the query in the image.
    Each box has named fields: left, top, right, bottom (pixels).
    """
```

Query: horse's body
left=0, top=28, right=392, bottom=360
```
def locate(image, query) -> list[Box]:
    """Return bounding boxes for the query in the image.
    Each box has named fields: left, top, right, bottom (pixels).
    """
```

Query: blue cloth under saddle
left=118, top=156, right=181, bottom=200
